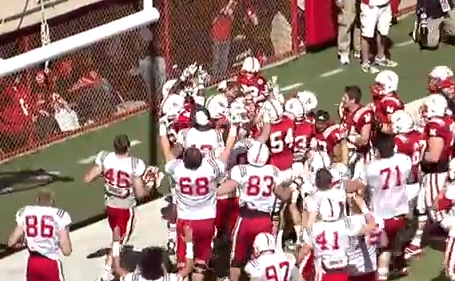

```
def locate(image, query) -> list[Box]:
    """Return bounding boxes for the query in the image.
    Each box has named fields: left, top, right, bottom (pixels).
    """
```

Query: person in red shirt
left=211, top=0, right=237, bottom=81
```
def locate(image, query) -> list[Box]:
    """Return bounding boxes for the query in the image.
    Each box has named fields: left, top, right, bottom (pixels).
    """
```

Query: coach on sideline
left=414, top=0, right=455, bottom=49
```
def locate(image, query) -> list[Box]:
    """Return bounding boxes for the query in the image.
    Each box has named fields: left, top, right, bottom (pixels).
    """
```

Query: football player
left=217, top=141, right=293, bottom=281
left=244, top=233, right=303, bottom=281
left=429, top=65, right=455, bottom=97
left=160, top=116, right=237, bottom=281
left=177, top=107, right=225, bottom=155
left=7, top=189, right=72, bottom=281
left=299, top=189, right=376, bottom=281
left=363, top=136, right=412, bottom=280
left=421, top=94, right=455, bottom=224
left=84, top=134, right=155, bottom=281
left=371, top=70, right=405, bottom=135
left=312, top=110, right=346, bottom=164
left=340, top=85, right=374, bottom=166
left=238, top=56, right=269, bottom=103
left=295, top=90, right=318, bottom=122
left=391, top=110, right=427, bottom=260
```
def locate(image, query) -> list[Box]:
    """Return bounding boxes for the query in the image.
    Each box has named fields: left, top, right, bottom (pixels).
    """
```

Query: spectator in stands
left=68, top=70, right=117, bottom=125
left=297, top=0, right=306, bottom=51
left=211, top=0, right=238, bottom=82
left=336, top=0, right=361, bottom=64
left=0, top=76, right=37, bottom=153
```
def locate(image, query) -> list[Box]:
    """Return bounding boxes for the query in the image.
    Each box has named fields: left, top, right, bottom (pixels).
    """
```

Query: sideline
left=0, top=96, right=428, bottom=281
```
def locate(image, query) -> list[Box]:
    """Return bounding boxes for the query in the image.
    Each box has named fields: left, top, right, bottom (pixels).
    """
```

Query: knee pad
left=193, top=262, right=208, bottom=274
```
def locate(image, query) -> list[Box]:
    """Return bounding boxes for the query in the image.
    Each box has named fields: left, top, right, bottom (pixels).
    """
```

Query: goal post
left=0, top=0, right=160, bottom=77
left=0, top=0, right=160, bottom=162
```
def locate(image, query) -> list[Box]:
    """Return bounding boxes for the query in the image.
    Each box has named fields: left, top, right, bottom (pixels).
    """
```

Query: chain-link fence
left=0, top=0, right=299, bottom=161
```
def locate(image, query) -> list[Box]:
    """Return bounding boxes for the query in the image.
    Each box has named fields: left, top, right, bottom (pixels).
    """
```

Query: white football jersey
left=303, top=218, right=363, bottom=273
left=16, top=205, right=71, bottom=260
left=121, top=272, right=180, bottom=281
left=95, top=151, right=147, bottom=209
left=305, top=188, right=347, bottom=216
left=365, top=153, right=412, bottom=219
left=231, top=164, right=282, bottom=213
left=245, top=252, right=296, bottom=281
left=177, top=127, right=224, bottom=155
left=165, top=157, right=225, bottom=220
left=346, top=214, right=384, bottom=275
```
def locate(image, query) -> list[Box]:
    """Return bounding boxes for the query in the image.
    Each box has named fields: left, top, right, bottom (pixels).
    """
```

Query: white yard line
left=281, top=82, right=303, bottom=92
left=77, top=139, right=142, bottom=164
left=320, top=68, right=344, bottom=78
left=395, top=39, right=414, bottom=48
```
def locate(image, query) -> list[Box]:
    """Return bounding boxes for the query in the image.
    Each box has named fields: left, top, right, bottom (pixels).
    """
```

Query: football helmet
left=161, top=94, right=185, bottom=120
left=285, top=98, right=305, bottom=120
left=242, top=56, right=261, bottom=73
left=263, top=99, right=284, bottom=123
left=247, top=141, right=270, bottom=167
left=390, top=110, right=414, bottom=134
left=193, top=107, right=211, bottom=128
left=371, top=70, right=399, bottom=96
left=229, top=101, right=249, bottom=124
left=423, top=94, right=448, bottom=118
left=206, top=94, right=228, bottom=119
left=253, top=232, right=276, bottom=255
left=429, top=65, right=454, bottom=93
left=296, top=91, right=318, bottom=112
left=319, top=198, right=343, bottom=221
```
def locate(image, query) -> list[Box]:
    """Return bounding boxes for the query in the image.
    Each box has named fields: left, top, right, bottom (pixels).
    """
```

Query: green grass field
left=1, top=15, right=454, bottom=280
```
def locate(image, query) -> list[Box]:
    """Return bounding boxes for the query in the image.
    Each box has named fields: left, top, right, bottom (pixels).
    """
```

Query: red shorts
left=106, top=206, right=135, bottom=244
left=176, top=218, right=216, bottom=268
left=27, top=253, right=64, bottom=281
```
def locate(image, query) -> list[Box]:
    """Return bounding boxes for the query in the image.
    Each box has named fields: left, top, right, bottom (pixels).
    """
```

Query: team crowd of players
left=6, top=56, right=455, bottom=281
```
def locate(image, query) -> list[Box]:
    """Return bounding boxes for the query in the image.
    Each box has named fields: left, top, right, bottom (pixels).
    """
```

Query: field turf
left=0, top=14, right=454, bottom=280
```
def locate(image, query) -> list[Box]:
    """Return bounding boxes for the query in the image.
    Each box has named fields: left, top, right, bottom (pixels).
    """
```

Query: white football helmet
left=424, top=94, right=448, bottom=118
left=247, top=141, right=270, bottom=167
left=206, top=94, right=228, bottom=119
left=285, top=98, right=305, bottom=120
left=242, top=56, right=261, bottom=73
left=390, top=110, right=414, bottom=134
left=375, top=70, right=399, bottom=94
left=218, top=80, right=228, bottom=92
left=162, top=79, right=178, bottom=98
left=229, top=101, right=249, bottom=124
left=296, top=91, right=318, bottom=112
left=430, top=65, right=454, bottom=80
left=160, top=94, right=184, bottom=120
left=253, top=232, right=276, bottom=254
left=263, top=99, right=284, bottom=123
left=319, top=198, right=343, bottom=221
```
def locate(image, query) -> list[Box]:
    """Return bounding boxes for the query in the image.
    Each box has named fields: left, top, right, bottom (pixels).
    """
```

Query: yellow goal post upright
left=0, top=0, right=160, bottom=163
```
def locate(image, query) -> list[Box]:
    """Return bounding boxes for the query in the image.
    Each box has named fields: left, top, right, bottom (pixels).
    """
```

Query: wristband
left=228, top=126, right=238, bottom=137
left=185, top=242, right=194, bottom=259
left=159, top=123, right=168, bottom=136
left=347, top=135, right=357, bottom=143
left=360, top=204, right=370, bottom=214
left=112, top=242, right=120, bottom=257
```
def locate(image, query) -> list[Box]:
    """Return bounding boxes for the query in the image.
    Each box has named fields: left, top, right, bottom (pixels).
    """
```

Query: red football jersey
left=341, top=105, right=373, bottom=155
left=293, top=120, right=315, bottom=161
left=374, top=93, right=405, bottom=123
left=395, top=131, right=426, bottom=183
left=422, top=116, right=454, bottom=172
left=237, top=73, right=268, bottom=100
left=313, top=124, right=343, bottom=156
left=268, top=116, right=295, bottom=171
